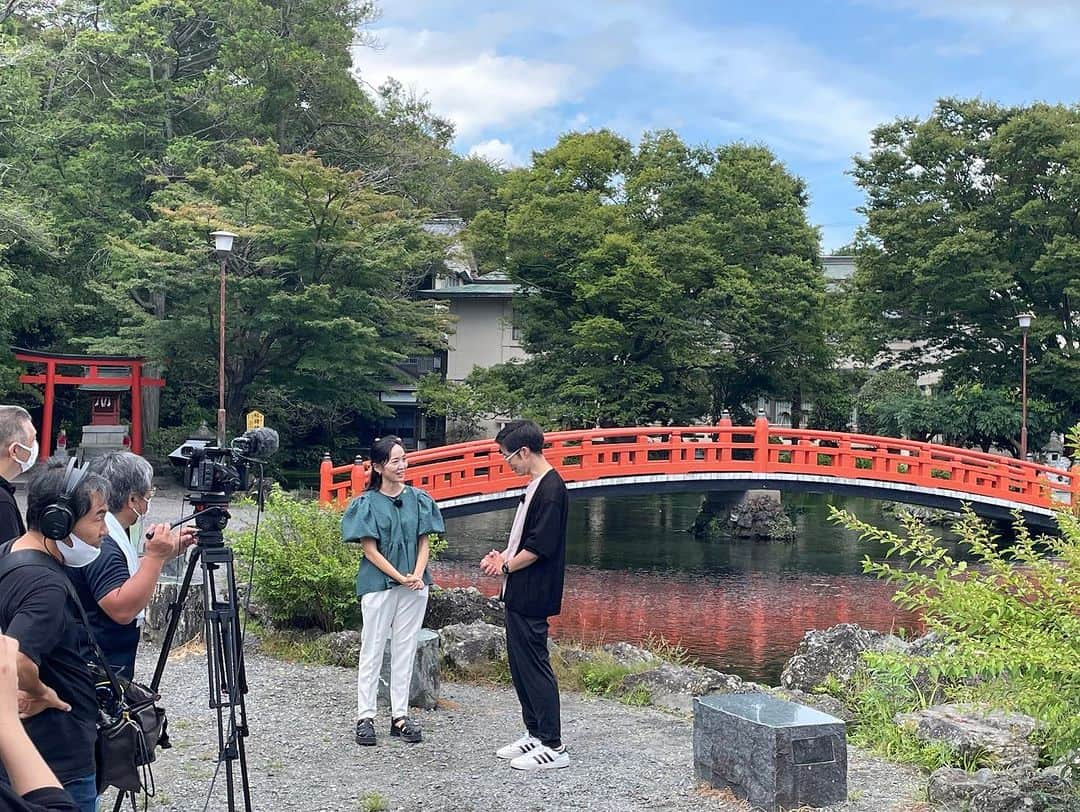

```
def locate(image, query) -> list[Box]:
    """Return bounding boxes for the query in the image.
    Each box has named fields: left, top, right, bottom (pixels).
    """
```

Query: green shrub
left=830, top=480, right=1080, bottom=766
left=232, top=486, right=361, bottom=631
left=232, top=486, right=448, bottom=632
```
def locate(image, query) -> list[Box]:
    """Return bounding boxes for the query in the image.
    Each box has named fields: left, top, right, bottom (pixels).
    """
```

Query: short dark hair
left=495, top=420, right=545, bottom=454
left=25, top=459, right=110, bottom=532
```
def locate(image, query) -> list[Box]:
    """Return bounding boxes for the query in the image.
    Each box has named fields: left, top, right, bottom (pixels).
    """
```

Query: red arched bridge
left=319, top=418, right=1078, bottom=530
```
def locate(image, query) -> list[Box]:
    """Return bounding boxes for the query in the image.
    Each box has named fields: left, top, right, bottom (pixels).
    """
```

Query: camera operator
left=0, top=635, right=78, bottom=812
left=0, top=460, right=109, bottom=812
left=66, top=452, right=195, bottom=679
left=0, top=406, right=37, bottom=544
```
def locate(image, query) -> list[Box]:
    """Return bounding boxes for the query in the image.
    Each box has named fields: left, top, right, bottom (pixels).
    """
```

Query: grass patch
left=359, top=791, right=389, bottom=812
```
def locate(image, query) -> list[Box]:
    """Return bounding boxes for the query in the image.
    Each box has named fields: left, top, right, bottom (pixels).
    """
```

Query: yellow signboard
left=246, top=410, right=265, bottom=430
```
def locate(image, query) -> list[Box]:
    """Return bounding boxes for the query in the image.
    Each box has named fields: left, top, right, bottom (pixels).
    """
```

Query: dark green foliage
left=852, top=98, right=1080, bottom=427
left=443, top=130, right=830, bottom=429
left=0, top=0, right=485, bottom=465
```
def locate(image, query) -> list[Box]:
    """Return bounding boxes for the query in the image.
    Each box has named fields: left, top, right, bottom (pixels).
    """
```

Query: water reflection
left=434, top=492, right=932, bottom=684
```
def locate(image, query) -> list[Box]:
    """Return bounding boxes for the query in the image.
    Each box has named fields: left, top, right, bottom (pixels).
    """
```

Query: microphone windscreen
left=243, top=427, right=279, bottom=458
left=393, top=498, right=403, bottom=508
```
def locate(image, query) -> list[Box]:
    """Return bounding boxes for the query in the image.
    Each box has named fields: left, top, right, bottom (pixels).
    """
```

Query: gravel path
left=12, top=483, right=929, bottom=810
left=103, top=641, right=928, bottom=812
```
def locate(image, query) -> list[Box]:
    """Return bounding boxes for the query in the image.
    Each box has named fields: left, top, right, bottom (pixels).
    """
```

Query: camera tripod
left=149, top=493, right=252, bottom=812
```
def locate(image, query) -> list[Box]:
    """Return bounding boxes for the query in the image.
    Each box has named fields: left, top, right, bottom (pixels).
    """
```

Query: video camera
left=168, top=427, right=279, bottom=496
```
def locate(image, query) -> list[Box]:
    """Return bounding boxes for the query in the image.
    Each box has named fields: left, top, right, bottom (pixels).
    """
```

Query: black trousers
left=505, top=607, right=561, bottom=747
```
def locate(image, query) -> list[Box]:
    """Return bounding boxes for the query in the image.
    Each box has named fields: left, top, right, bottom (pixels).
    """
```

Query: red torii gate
left=12, top=348, right=165, bottom=460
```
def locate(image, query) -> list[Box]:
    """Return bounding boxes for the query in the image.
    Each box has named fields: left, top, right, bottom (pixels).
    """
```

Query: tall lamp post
left=1017, top=312, right=1034, bottom=460
left=210, top=230, right=236, bottom=446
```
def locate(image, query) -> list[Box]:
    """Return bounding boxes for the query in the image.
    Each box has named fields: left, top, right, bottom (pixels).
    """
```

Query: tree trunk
left=140, top=292, right=166, bottom=442
left=790, top=385, right=803, bottom=430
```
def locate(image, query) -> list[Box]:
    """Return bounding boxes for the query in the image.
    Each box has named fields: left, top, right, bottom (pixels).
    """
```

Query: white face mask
left=12, top=440, right=38, bottom=474
left=57, top=533, right=101, bottom=568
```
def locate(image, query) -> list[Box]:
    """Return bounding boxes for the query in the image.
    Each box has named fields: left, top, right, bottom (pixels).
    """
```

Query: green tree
left=461, top=130, right=828, bottom=428
left=89, top=143, right=449, bottom=439
left=851, top=98, right=1080, bottom=426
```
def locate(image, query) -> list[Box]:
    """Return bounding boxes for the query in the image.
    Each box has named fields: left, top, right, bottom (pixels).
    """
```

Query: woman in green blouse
left=341, top=436, right=444, bottom=746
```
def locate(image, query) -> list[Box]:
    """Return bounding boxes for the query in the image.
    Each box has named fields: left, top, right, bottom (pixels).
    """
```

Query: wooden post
left=130, top=361, right=143, bottom=454
left=753, top=413, right=769, bottom=473
left=319, top=453, right=332, bottom=504
left=41, top=360, right=56, bottom=461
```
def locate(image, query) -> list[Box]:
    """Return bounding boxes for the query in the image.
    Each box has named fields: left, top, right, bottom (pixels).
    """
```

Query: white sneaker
left=510, top=744, right=569, bottom=771
left=496, top=732, right=541, bottom=760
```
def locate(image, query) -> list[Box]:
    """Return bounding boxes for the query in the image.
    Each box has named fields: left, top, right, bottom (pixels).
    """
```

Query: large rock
left=928, top=767, right=1023, bottom=812
left=599, top=642, right=660, bottom=668
left=896, top=704, right=1040, bottom=773
left=378, top=628, right=440, bottom=710
left=780, top=623, right=909, bottom=693
left=727, top=491, right=795, bottom=540
left=319, top=630, right=362, bottom=666
left=439, top=621, right=507, bottom=673
left=928, top=766, right=1075, bottom=812
left=424, top=587, right=505, bottom=629
left=315, top=629, right=441, bottom=710
left=621, top=663, right=753, bottom=712
left=143, top=581, right=206, bottom=648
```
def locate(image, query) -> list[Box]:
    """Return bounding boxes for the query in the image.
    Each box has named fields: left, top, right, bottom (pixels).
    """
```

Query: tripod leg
left=201, top=546, right=253, bottom=812
left=150, top=546, right=203, bottom=693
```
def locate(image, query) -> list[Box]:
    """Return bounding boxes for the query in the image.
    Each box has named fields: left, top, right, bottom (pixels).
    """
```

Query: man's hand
left=480, top=549, right=504, bottom=577
left=145, top=524, right=196, bottom=560
left=402, top=573, right=425, bottom=591
left=17, top=686, right=70, bottom=719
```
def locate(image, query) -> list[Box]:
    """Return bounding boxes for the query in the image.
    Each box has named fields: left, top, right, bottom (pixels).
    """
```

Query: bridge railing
left=318, top=419, right=1079, bottom=512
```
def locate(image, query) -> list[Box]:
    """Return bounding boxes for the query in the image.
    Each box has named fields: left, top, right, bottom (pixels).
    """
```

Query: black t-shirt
left=66, top=535, right=139, bottom=678
left=503, top=469, right=569, bottom=618
left=0, top=477, right=25, bottom=546
left=0, top=546, right=97, bottom=785
left=0, top=784, right=79, bottom=812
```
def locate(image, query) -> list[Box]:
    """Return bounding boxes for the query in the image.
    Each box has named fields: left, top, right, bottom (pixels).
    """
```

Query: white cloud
left=884, top=0, right=1080, bottom=61
left=468, top=138, right=526, bottom=167
left=353, top=2, right=892, bottom=163
left=636, top=21, right=889, bottom=160
left=351, top=27, right=580, bottom=139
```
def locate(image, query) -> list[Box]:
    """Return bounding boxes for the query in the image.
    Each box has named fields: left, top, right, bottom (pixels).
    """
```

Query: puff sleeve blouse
left=341, top=486, right=445, bottom=597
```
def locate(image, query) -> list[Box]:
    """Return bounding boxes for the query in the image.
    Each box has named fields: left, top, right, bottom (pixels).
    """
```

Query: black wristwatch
left=501, top=561, right=511, bottom=575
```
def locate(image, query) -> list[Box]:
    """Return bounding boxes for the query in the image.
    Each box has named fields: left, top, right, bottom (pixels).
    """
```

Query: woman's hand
left=400, top=573, right=425, bottom=590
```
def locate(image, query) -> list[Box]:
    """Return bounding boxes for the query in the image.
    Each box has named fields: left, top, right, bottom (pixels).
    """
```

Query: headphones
left=39, top=458, right=90, bottom=541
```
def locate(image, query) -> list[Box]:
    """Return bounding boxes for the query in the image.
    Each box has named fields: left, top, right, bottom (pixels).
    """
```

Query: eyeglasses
left=143, top=488, right=157, bottom=501
left=501, top=447, right=524, bottom=463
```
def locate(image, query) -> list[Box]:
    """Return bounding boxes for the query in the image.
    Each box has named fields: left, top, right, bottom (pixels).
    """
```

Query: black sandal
left=390, top=716, right=422, bottom=743
left=355, top=718, right=376, bottom=746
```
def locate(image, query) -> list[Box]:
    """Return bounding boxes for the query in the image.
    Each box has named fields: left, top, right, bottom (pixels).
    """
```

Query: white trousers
left=356, top=585, right=429, bottom=720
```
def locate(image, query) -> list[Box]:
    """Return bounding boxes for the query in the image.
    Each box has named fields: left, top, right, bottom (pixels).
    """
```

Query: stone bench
left=693, top=692, right=847, bottom=811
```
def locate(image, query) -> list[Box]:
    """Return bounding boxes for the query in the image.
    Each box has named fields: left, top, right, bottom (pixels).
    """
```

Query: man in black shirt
left=0, top=460, right=111, bottom=812
left=481, top=420, right=570, bottom=771
left=69, top=452, right=193, bottom=679
left=0, top=406, right=37, bottom=545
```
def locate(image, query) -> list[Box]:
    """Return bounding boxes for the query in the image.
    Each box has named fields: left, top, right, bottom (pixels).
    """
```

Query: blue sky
left=351, top=0, right=1080, bottom=251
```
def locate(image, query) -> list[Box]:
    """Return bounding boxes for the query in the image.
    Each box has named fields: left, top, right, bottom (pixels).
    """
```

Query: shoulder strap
left=0, top=548, right=126, bottom=699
